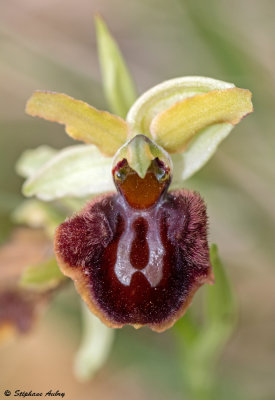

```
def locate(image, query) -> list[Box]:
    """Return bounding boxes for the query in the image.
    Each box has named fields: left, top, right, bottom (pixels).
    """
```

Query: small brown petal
left=0, top=228, right=60, bottom=343
left=0, top=290, right=50, bottom=343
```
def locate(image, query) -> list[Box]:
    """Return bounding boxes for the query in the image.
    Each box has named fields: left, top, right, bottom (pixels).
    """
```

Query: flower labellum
left=55, top=135, right=213, bottom=332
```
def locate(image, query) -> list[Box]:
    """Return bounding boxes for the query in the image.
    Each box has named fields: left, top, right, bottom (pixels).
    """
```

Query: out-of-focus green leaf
left=26, top=91, right=129, bottom=156
left=206, top=243, right=236, bottom=328
left=16, top=145, right=57, bottom=178
left=95, top=16, right=137, bottom=119
left=74, top=302, right=114, bottom=381
left=22, top=145, right=115, bottom=201
left=174, top=244, right=236, bottom=399
left=12, top=199, right=64, bottom=238
left=183, top=244, right=236, bottom=381
left=174, top=310, right=200, bottom=346
left=20, top=257, right=66, bottom=291
left=151, top=88, right=252, bottom=153
left=127, top=76, right=235, bottom=137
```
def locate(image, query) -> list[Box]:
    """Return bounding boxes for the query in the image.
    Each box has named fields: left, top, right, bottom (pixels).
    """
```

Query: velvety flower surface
left=55, top=136, right=213, bottom=332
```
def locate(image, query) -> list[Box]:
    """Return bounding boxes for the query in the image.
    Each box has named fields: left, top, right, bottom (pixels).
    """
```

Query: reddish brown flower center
left=112, top=158, right=170, bottom=209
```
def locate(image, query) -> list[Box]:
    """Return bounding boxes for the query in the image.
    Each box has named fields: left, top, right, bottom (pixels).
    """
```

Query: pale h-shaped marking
left=114, top=209, right=164, bottom=287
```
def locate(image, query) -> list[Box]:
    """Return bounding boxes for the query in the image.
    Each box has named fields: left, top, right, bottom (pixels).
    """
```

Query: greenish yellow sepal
left=151, top=87, right=253, bottom=153
left=26, top=91, right=129, bottom=156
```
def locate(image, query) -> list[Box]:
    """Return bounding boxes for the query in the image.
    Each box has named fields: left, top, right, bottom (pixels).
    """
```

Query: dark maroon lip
left=54, top=184, right=212, bottom=331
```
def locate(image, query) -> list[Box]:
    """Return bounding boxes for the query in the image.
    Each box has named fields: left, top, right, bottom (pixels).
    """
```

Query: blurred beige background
left=0, top=1, right=275, bottom=399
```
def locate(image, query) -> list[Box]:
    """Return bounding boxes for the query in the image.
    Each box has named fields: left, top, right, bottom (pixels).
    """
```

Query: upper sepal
left=150, top=87, right=253, bottom=153
left=126, top=76, right=236, bottom=136
left=127, top=76, right=253, bottom=180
